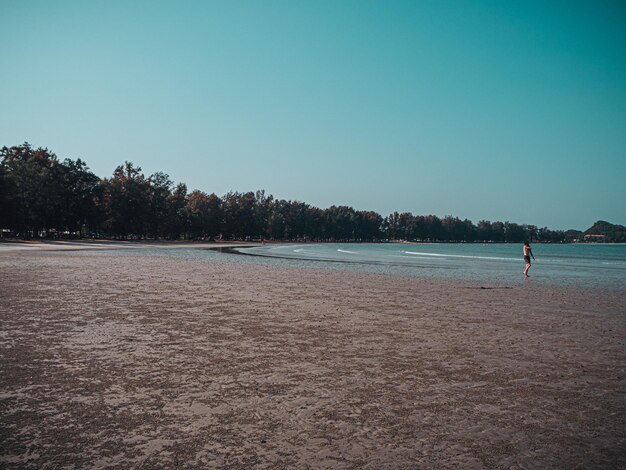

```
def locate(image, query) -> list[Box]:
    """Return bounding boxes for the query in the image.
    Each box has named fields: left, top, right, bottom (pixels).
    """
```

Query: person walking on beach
left=523, top=241, right=535, bottom=277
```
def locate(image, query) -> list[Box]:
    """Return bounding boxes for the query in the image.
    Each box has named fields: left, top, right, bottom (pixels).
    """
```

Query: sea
left=212, top=242, right=626, bottom=289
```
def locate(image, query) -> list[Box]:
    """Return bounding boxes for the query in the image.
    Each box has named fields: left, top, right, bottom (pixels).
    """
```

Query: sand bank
left=0, top=240, right=256, bottom=253
left=0, top=249, right=624, bottom=468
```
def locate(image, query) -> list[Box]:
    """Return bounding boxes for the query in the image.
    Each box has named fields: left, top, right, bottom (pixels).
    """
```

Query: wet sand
left=0, top=246, right=625, bottom=468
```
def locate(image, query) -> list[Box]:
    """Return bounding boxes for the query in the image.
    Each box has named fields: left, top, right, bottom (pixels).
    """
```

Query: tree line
left=0, top=143, right=581, bottom=242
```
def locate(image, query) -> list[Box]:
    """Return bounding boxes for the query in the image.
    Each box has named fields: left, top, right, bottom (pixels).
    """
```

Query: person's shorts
left=524, top=255, right=531, bottom=263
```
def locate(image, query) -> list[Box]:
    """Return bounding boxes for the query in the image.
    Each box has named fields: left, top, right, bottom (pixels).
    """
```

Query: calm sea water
left=228, top=243, right=626, bottom=289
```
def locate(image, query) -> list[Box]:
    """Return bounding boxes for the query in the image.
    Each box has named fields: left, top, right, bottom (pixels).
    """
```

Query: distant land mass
left=0, top=143, right=622, bottom=243
left=583, top=221, right=626, bottom=243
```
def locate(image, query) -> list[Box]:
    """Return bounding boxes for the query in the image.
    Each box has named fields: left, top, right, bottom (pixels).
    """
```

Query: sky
left=1, top=0, right=625, bottom=230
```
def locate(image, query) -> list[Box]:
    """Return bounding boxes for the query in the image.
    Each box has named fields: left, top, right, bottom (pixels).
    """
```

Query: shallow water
left=228, top=243, right=626, bottom=289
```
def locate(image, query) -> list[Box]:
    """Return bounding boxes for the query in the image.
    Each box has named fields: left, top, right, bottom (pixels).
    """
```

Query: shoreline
left=2, top=238, right=625, bottom=249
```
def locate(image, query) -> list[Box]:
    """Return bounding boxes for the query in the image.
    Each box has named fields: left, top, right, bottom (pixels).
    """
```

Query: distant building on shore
left=583, top=234, right=608, bottom=242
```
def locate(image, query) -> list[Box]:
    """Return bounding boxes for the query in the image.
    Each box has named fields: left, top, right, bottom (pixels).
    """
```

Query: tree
left=0, top=141, right=594, bottom=243
left=324, top=206, right=356, bottom=240
left=163, top=183, right=187, bottom=239
left=0, top=143, right=64, bottom=237
left=355, top=210, right=384, bottom=240
left=254, top=190, right=273, bottom=239
left=103, top=162, right=152, bottom=238
left=0, top=157, right=18, bottom=231
left=222, top=191, right=257, bottom=239
left=504, top=222, right=525, bottom=242
left=386, top=212, right=400, bottom=240
left=491, top=221, right=505, bottom=242
left=59, top=158, right=101, bottom=234
left=397, top=212, right=415, bottom=240
left=147, top=172, right=173, bottom=238
left=423, top=215, right=442, bottom=241
left=184, top=191, right=222, bottom=239
left=286, top=201, right=311, bottom=240
left=476, top=220, right=492, bottom=241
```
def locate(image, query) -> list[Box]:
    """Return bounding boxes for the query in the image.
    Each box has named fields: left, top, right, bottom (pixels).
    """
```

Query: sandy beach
left=0, top=244, right=624, bottom=469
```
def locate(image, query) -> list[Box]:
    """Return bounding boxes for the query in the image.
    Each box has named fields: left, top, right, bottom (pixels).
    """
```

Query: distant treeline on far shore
left=1, top=143, right=624, bottom=243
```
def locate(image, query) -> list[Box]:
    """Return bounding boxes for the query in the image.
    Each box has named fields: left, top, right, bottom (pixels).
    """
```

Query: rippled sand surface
left=1, top=246, right=624, bottom=468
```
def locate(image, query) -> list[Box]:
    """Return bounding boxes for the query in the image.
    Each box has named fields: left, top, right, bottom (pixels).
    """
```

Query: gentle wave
left=337, top=249, right=358, bottom=254
left=401, top=250, right=519, bottom=262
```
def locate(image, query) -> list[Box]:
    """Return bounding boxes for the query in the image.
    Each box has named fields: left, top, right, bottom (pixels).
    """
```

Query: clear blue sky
left=1, top=0, right=625, bottom=230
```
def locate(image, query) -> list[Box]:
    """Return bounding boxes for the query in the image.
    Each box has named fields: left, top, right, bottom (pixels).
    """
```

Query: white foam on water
left=271, top=244, right=305, bottom=251
left=337, top=249, right=357, bottom=254
left=401, top=250, right=518, bottom=262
